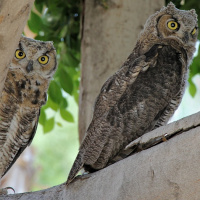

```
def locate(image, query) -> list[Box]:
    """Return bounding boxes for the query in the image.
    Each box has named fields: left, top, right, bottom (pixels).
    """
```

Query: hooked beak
left=26, top=60, right=33, bottom=73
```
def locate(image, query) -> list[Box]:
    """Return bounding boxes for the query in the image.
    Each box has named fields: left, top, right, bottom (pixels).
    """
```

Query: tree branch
left=2, top=111, right=200, bottom=200
left=0, top=0, right=34, bottom=97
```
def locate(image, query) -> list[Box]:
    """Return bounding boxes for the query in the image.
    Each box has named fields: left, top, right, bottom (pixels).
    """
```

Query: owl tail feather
left=66, top=152, right=84, bottom=186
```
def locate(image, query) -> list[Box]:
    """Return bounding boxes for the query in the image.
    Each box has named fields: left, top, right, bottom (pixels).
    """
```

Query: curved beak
left=26, top=60, right=33, bottom=73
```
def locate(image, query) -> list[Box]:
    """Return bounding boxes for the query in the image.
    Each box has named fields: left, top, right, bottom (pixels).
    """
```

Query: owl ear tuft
left=167, top=2, right=176, bottom=9
left=190, top=9, right=198, bottom=20
left=165, top=2, right=177, bottom=15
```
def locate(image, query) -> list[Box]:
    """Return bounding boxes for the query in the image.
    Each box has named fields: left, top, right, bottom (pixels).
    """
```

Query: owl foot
left=0, top=187, right=15, bottom=195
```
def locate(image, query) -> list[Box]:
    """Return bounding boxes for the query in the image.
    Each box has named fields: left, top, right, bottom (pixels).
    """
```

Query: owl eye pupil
left=171, top=23, right=175, bottom=27
left=38, top=55, right=49, bottom=64
left=167, top=21, right=179, bottom=30
left=18, top=52, right=23, bottom=56
left=41, top=57, right=45, bottom=61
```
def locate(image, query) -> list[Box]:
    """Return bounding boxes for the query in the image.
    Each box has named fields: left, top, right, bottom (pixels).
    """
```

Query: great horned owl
left=66, top=3, right=198, bottom=185
left=0, top=36, right=57, bottom=178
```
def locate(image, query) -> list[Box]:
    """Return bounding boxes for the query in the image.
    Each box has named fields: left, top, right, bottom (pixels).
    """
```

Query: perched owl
left=0, top=36, right=57, bottom=178
left=66, top=3, right=198, bottom=185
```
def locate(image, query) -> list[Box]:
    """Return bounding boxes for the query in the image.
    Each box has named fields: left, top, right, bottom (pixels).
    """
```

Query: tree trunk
left=0, top=0, right=34, bottom=97
left=3, top=111, right=200, bottom=200
left=79, top=0, right=165, bottom=142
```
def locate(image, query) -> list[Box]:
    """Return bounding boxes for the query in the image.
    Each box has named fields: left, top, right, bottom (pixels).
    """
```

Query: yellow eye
left=15, top=49, right=26, bottom=59
left=191, top=27, right=197, bottom=35
left=167, top=21, right=179, bottom=30
left=38, top=55, right=49, bottom=65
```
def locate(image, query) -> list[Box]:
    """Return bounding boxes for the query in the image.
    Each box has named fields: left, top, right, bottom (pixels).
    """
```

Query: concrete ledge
left=2, top=112, right=200, bottom=200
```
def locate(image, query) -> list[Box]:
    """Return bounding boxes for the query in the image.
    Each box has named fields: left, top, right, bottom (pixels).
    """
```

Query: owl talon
left=5, top=187, right=15, bottom=194
left=0, top=187, right=15, bottom=195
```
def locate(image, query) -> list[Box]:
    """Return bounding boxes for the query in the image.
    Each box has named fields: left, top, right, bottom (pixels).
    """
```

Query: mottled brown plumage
left=0, top=36, right=57, bottom=178
left=66, top=3, right=198, bottom=185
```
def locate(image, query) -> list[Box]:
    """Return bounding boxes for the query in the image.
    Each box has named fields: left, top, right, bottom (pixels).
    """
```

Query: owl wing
left=153, top=88, right=186, bottom=129
left=92, top=44, right=160, bottom=119
left=107, top=99, right=180, bottom=165
left=0, top=108, right=40, bottom=178
left=106, top=46, right=187, bottom=165
left=66, top=44, right=161, bottom=185
left=27, top=110, right=40, bottom=146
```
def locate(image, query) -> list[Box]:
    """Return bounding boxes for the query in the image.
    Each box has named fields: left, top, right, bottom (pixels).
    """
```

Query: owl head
left=10, top=36, right=57, bottom=80
left=139, top=2, right=198, bottom=58
left=157, top=3, right=198, bottom=45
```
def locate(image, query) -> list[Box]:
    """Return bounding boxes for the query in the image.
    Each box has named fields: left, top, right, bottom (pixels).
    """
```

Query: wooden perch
left=2, top=111, right=200, bottom=200
left=0, top=0, right=34, bottom=97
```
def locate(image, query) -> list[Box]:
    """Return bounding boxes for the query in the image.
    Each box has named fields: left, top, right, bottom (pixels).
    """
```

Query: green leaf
left=43, top=117, right=55, bottom=133
left=63, top=51, right=79, bottom=68
left=60, top=98, right=68, bottom=109
left=189, top=80, right=197, bottom=98
left=48, top=80, right=62, bottom=104
left=28, top=11, right=43, bottom=34
left=73, top=90, right=79, bottom=104
left=59, top=69, right=74, bottom=95
left=47, top=97, right=59, bottom=111
left=72, top=79, right=79, bottom=104
left=39, top=108, right=46, bottom=125
left=60, top=109, right=74, bottom=122
left=56, top=122, right=62, bottom=127
left=190, top=45, right=200, bottom=77
left=60, top=25, right=68, bottom=38
left=34, top=2, right=44, bottom=13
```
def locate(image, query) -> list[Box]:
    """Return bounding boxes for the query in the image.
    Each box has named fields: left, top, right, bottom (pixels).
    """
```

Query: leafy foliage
left=166, top=0, right=200, bottom=97
left=28, top=0, right=80, bottom=133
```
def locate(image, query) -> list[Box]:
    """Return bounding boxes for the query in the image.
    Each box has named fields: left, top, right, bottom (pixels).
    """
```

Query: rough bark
left=79, top=0, right=165, bottom=142
left=2, top=111, right=200, bottom=200
left=0, top=0, right=34, bottom=97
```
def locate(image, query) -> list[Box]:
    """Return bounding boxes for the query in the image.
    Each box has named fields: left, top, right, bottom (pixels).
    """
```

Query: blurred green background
left=32, top=96, right=78, bottom=190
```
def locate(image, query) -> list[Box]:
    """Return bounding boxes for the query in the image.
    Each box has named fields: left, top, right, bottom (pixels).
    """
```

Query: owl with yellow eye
left=0, top=35, right=57, bottom=178
left=66, top=3, right=198, bottom=185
